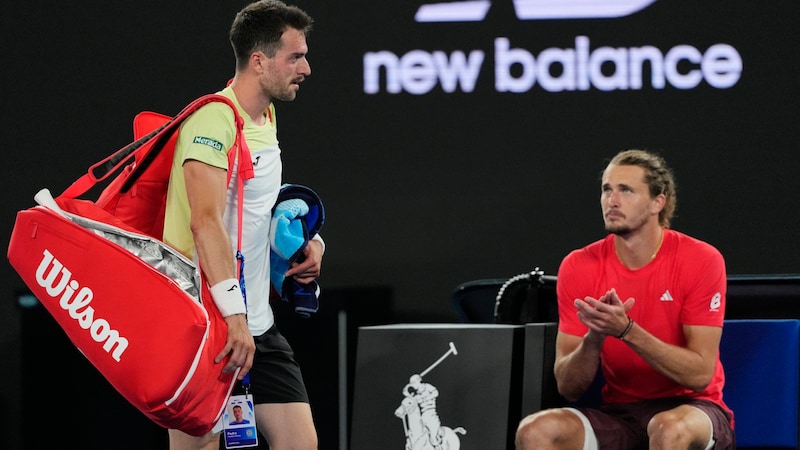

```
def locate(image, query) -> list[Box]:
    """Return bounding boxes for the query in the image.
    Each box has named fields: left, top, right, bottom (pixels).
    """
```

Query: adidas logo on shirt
left=660, top=290, right=674, bottom=301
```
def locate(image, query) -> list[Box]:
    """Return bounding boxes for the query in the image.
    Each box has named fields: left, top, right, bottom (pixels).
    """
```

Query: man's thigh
left=167, top=428, right=220, bottom=450
left=255, top=402, right=316, bottom=447
left=579, top=406, right=645, bottom=449
left=581, top=398, right=734, bottom=450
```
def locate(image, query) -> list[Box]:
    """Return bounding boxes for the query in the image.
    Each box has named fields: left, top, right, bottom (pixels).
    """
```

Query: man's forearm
left=621, top=323, right=717, bottom=392
left=554, top=332, right=604, bottom=401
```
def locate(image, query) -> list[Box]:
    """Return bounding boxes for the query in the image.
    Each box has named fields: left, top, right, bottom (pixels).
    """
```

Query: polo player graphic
left=395, top=342, right=466, bottom=450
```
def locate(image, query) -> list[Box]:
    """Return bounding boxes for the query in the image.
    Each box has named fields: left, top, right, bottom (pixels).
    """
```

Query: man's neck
left=229, top=75, right=271, bottom=125
left=614, top=225, right=665, bottom=270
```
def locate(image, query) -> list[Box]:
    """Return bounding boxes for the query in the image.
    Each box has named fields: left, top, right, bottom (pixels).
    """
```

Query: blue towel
left=269, top=184, right=325, bottom=317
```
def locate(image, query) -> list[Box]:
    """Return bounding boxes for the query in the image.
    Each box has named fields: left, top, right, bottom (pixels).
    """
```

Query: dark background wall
left=1, top=1, right=798, bottom=448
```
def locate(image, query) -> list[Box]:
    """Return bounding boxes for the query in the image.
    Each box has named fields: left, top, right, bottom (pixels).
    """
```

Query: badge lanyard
left=223, top=250, right=258, bottom=449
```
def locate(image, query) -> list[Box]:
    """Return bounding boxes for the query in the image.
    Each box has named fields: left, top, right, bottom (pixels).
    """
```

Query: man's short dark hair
left=229, top=0, right=314, bottom=69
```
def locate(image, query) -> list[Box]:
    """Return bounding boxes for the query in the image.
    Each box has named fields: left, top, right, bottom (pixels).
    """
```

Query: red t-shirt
left=557, top=229, right=732, bottom=418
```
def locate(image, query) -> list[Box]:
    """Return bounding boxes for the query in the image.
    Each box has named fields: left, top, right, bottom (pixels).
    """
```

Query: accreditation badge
left=223, top=394, right=258, bottom=448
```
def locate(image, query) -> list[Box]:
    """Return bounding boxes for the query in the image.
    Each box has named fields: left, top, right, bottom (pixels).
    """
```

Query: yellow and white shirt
left=164, top=86, right=282, bottom=335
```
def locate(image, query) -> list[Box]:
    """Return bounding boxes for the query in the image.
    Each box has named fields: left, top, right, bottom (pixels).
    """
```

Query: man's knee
left=262, top=425, right=318, bottom=450
left=256, top=402, right=318, bottom=450
left=647, top=407, right=711, bottom=450
left=515, top=408, right=585, bottom=450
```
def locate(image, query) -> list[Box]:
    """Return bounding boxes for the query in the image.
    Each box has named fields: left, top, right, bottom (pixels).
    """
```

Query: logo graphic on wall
left=395, top=342, right=467, bottom=449
left=415, top=0, right=656, bottom=22
left=363, top=0, right=742, bottom=94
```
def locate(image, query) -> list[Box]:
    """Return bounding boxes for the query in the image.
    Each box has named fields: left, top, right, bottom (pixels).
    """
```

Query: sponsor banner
left=361, top=0, right=743, bottom=94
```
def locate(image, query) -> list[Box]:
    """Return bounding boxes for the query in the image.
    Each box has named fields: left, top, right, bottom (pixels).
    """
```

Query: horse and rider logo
left=395, top=342, right=467, bottom=450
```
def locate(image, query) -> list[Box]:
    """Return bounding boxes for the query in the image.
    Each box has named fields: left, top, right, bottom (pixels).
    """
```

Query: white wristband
left=209, top=278, right=246, bottom=317
left=312, top=233, right=326, bottom=254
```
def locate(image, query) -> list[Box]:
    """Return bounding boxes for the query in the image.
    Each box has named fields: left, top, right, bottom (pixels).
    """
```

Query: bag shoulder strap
left=60, top=94, right=251, bottom=200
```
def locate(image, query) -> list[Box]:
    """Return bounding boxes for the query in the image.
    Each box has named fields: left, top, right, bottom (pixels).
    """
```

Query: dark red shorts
left=577, top=397, right=735, bottom=450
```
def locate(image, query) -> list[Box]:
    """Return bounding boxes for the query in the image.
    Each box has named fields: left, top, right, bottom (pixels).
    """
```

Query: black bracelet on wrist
left=617, top=316, right=634, bottom=340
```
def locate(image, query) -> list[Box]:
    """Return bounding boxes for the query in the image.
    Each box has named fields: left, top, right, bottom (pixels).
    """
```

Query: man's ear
left=651, top=193, right=666, bottom=215
left=250, top=51, right=267, bottom=73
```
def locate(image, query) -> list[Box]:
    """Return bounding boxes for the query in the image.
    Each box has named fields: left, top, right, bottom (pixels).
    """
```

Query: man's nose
left=605, top=191, right=620, bottom=206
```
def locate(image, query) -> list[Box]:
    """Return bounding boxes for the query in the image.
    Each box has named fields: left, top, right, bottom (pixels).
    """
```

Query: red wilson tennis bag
left=7, top=94, right=253, bottom=436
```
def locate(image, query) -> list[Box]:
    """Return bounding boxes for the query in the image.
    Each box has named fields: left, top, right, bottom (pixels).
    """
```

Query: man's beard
left=605, top=215, right=647, bottom=236
left=606, top=224, right=632, bottom=235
